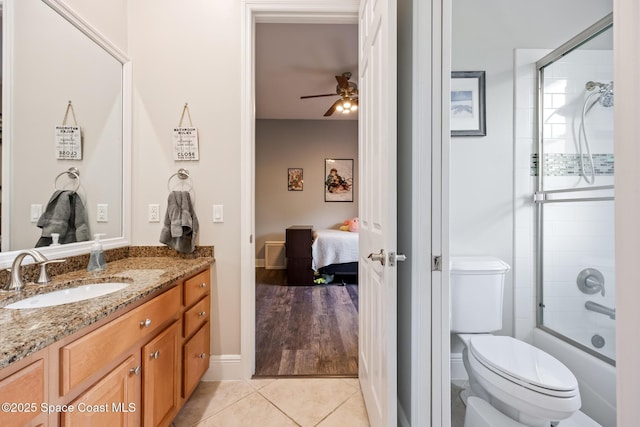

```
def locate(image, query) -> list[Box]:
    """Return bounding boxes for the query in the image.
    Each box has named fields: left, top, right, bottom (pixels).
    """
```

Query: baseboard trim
left=451, top=352, right=468, bottom=381
left=202, top=354, right=244, bottom=381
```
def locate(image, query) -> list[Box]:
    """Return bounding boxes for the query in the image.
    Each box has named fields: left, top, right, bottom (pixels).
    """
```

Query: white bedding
left=311, top=229, right=359, bottom=270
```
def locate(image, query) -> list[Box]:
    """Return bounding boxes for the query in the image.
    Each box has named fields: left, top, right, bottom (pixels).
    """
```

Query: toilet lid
left=469, top=335, right=578, bottom=395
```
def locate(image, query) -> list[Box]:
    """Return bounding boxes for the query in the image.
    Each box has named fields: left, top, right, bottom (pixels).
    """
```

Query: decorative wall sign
left=172, top=103, right=200, bottom=160
left=324, top=158, right=353, bottom=202
left=55, top=101, right=82, bottom=159
left=451, top=71, right=486, bottom=136
left=288, top=168, right=303, bottom=191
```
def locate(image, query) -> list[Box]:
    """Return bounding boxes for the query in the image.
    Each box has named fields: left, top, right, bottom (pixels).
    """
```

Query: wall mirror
left=1, top=0, right=131, bottom=267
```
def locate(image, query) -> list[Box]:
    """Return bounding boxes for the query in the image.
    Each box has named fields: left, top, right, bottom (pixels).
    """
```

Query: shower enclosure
left=535, top=14, right=615, bottom=365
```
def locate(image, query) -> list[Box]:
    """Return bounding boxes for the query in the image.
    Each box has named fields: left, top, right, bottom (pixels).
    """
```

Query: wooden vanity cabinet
left=61, top=354, right=141, bottom=427
left=0, top=351, right=48, bottom=427
left=142, top=321, right=180, bottom=427
left=181, top=269, right=211, bottom=402
left=0, top=266, right=212, bottom=427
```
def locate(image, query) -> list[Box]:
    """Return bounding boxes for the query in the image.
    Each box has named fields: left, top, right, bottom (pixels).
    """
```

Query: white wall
left=614, top=1, right=640, bottom=424
left=64, top=0, right=128, bottom=51
left=255, top=119, right=358, bottom=260
left=450, top=0, right=613, bottom=351
left=128, top=0, right=243, bottom=356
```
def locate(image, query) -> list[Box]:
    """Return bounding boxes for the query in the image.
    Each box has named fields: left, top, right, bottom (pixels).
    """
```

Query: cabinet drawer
left=183, top=322, right=210, bottom=399
left=184, top=269, right=210, bottom=308
left=60, top=286, right=180, bottom=395
left=183, top=294, right=210, bottom=338
left=0, top=359, right=45, bottom=427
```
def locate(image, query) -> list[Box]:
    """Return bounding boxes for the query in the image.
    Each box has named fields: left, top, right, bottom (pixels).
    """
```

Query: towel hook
left=53, top=167, right=80, bottom=192
left=167, top=168, right=193, bottom=192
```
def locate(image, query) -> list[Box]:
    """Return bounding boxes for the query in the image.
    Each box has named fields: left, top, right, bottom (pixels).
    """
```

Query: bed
left=311, top=229, right=359, bottom=283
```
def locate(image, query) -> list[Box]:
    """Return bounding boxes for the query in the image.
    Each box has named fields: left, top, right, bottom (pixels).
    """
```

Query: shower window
left=536, top=14, right=615, bottom=365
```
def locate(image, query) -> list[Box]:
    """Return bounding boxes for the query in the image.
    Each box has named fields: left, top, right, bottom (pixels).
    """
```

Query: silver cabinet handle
left=199, top=353, right=206, bottom=359
left=199, top=282, right=207, bottom=289
left=199, top=311, right=207, bottom=317
left=367, top=249, right=386, bottom=266
left=140, top=318, right=152, bottom=328
left=150, top=350, right=160, bottom=359
left=129, top=365, right=141, bottom=376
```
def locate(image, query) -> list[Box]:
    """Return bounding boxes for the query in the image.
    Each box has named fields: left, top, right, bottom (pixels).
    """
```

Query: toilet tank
left=450, top=256, right=511, bottom=333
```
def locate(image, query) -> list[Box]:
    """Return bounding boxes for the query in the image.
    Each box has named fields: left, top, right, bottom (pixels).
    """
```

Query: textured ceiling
left=255, top=23, right=358, bottom=121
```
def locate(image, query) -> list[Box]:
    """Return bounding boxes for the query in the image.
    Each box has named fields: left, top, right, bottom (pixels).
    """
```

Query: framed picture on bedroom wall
left=324, top=158, right=353, bottom=202
left=288, top=168, right=303, bottom=191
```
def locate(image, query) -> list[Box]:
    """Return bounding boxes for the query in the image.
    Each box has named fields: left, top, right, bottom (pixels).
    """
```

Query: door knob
left=367, top=249, right=386, bottom=266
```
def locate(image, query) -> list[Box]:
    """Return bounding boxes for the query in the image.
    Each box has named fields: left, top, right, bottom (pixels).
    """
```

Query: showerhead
left=586, top=80, right=614, bottom=107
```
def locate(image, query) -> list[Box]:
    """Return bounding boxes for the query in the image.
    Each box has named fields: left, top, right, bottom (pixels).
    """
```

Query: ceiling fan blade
left=300, top=93, right=338, bottom=99
left=335, top=75, right=349, bottom=90
left=324, top=99, right=343, bottom=117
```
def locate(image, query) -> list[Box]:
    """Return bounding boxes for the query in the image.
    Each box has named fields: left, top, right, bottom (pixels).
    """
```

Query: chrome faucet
left=585, top=300, right=616, bottom=320
left=2, top=250, right=49, bottom=291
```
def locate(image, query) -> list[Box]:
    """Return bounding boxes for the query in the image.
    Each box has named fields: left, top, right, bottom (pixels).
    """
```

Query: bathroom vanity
left=0, top=256, right=212, bottom=427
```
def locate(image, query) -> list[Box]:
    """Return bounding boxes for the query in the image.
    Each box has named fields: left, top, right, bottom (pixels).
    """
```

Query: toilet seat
left=469, top=335, right=579, bottom=398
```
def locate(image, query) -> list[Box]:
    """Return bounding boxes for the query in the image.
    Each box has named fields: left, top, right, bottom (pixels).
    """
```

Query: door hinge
left=431, top=255, right=442, bottom=272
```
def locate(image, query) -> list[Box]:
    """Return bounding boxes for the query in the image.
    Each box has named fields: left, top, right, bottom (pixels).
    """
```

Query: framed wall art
left=451, top=71, right=486, bottom=136
left=324, top=158, right=353, bottom=202
left=288, top=168, right=303, bottom=191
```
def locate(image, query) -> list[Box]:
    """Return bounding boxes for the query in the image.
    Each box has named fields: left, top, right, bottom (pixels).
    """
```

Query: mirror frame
left=0, top=0, right=131, bottom=268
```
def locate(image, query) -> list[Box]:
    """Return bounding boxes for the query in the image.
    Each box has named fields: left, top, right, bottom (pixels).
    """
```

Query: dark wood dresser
left=285, top=225, right=314, bottom=285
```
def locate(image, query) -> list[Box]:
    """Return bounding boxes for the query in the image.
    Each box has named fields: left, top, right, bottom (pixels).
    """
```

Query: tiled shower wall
left=513, top=49, right=615, bottom=345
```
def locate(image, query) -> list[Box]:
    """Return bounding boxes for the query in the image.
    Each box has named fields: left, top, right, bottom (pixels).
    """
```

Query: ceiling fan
left=300, top=72, right=359, bottom=116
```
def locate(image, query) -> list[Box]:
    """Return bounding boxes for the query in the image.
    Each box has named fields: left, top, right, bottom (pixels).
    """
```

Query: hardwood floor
left=255, top=268, right=359, bottom=377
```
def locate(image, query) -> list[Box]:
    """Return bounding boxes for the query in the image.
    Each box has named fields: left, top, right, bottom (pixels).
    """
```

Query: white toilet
left=451, top=256, right=584, bottom=427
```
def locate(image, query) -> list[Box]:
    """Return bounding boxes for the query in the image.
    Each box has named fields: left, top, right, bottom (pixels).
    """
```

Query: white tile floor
left=174, top=378, right=370, bottom=427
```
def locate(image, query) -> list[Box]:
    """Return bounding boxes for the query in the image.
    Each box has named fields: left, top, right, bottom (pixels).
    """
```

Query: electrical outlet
left=148, top=204, right=160, bottom=222
left=97, top=204, right=108, bottom=222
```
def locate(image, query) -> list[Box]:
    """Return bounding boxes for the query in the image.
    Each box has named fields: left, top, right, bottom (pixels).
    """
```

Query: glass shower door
left=535, top=15, right=616, bottom=364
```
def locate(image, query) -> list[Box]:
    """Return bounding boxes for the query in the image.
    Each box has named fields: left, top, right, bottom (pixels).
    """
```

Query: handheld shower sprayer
left=578, top=80, right=614, bottom=185
left=585, top=81, right=614, bottom=107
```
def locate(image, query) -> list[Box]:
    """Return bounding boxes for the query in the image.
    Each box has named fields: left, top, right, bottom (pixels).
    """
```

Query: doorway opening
left=253, top=22, right=360, bottom=377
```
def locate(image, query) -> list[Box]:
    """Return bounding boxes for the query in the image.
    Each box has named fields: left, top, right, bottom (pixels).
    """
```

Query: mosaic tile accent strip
left=530, top=153, right=614, bottom=176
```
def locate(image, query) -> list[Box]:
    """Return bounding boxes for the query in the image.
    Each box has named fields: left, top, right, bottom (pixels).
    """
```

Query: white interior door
left=358, top=0, right=397, bottom=426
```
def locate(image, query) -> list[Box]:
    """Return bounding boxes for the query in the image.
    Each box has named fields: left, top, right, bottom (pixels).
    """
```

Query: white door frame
left=239, top=2, right=449, bottom=426
left=239, top=0, right=360, bottom=379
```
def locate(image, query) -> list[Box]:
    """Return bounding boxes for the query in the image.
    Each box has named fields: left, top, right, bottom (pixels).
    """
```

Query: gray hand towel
left=159, top=191, right=199, bottom=253
left=36, top=190, right=91, bottom=247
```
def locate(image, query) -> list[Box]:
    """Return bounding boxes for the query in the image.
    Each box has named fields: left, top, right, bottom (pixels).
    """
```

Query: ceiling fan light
left=336, top=105, right=344, bottom=112
left=350, top=105, right=358, bottom=111
left=342, top=109, right=350, bottom=114
left=343, top=101, right=352, bottom=109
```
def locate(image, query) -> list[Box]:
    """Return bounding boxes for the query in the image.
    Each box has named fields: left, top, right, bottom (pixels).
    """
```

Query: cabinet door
left=61, top=354, right=141, bottom=427
left=142, top=321, right=180, bottom=427
left=0, top=358, right=46, bottom=427
left=183, top=321, right=210, bottom=399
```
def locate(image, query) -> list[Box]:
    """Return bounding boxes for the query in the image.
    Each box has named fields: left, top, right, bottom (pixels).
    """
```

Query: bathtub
left=532, top=328, right=616, bottom=427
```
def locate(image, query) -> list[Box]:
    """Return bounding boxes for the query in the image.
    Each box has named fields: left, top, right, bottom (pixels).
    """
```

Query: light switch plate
left=213, top=205, right=224, bottom=223
left=30, top=204, right=43, bottom=223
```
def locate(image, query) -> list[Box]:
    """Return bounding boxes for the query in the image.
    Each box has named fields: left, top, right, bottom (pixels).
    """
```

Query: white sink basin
left=4, top=283, right=130, bottom=309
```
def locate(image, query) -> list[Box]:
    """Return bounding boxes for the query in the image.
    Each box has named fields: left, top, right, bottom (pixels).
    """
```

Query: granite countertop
left=0, top=256, right=213, bottom=370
